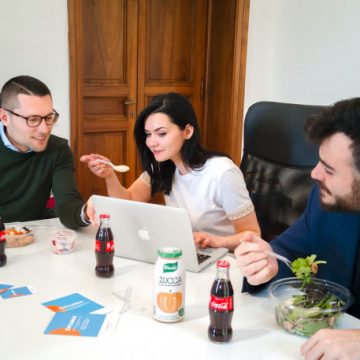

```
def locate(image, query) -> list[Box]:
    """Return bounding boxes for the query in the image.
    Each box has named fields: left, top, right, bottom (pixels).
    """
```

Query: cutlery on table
left=96, top=159, right=130, bottom=173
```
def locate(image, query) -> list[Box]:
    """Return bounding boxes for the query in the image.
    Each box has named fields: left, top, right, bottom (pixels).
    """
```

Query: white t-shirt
left=140, top=157, right=254, bottom=236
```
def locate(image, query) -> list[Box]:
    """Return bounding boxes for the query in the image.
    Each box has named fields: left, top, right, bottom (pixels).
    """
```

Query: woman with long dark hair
left=81, top=93, right=260, bottom=250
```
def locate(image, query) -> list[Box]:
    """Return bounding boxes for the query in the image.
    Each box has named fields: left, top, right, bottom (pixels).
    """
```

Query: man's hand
left=301, top=329, right=360, bottom=360
left=84, top=197, right=98, bottom=226
left=234, top=231, right=278, bottom=285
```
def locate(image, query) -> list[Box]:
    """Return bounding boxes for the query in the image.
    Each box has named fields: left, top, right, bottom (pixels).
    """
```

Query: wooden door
left=137, top=0, right=206, bottom=125
left=69, top=0, right=138, bottom=200
left=68, top=0, right=206, bottom=200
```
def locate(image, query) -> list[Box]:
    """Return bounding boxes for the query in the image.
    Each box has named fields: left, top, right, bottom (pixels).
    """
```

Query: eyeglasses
left=4, top=108, right=59, bottom=128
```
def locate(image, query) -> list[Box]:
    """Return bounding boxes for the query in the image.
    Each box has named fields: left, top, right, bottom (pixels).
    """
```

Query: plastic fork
left=265, top=250, right=293, bottom=270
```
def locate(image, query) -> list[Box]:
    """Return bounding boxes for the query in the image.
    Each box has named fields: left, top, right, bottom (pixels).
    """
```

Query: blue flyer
left=42, top=293, right=104, bottom=313
left=44, top=312, right=107, bottom=337
left=1, top=285, right=37, bottom=299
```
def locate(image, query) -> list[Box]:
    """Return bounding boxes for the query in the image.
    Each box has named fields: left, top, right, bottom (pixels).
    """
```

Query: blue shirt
left=243, top=185, right=360, bottom=318
left=0, top=122, right=32, bottom=153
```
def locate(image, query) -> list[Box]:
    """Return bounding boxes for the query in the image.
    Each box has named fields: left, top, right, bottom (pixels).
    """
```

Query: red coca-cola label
left=209, top=295, right=233, bottom=311
left=95, top=240, right=114, bottom=252
left=0, top=231, right=5, bottom=242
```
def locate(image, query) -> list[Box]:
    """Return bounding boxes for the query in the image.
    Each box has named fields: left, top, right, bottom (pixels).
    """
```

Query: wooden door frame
left=230, top=0, right=250, bottom=165
left=203, top=0, right=250, bottom=164
left=68, top=0, right=84, bottom=159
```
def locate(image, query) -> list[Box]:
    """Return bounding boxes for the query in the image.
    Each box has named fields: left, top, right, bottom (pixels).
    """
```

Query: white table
left=1, top=218, right=359, bottom=360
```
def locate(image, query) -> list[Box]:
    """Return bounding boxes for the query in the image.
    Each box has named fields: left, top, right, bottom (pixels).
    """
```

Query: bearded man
left=235, top=97, right=360, bottom=360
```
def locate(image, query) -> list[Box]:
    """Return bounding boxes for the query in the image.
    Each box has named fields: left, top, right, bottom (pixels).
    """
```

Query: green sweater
left=0, top=134, right=88, bottom=229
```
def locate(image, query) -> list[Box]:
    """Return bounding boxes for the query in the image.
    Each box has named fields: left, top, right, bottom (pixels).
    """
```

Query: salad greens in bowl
left=268, top=255, right=353, bottom=337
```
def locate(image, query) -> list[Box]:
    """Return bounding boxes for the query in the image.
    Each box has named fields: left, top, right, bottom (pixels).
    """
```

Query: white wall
left=0, top=0, right=69, bottom=140
left=244, top=0, right=360, bottom=113
left=1, top=0, right=360, bottom=139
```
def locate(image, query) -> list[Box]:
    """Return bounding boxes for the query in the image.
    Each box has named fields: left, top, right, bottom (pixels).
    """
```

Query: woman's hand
left=80, top=154, right=115, bottom=179
left=193, top=231, right=221, bottom=249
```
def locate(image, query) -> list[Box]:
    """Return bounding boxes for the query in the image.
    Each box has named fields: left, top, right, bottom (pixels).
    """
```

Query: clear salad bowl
left=268, top=277, right=353, bottom=337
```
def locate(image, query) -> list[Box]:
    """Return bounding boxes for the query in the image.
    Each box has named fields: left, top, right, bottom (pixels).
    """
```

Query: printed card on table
left=0, top=283, right=14, bottom=295
left=44, top=312, right=107, bottom=337
left=1, top=285, right=37, bottom=299
left=42, top=292, right=104, bottom=313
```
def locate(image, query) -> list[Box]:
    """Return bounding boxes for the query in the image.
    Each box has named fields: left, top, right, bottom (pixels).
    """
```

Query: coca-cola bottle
left=208, top=260, right=234, bottom=342
left=0, top=217, right=7, bottom=267
left=95, top=214, right=114, bottom=278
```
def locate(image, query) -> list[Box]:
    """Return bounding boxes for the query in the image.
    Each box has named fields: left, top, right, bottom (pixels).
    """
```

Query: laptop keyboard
left=197, top=252, right=211, bottom=264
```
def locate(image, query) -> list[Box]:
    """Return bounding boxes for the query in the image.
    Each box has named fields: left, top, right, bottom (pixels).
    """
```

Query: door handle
left=124, top=99, right=136, bottom=105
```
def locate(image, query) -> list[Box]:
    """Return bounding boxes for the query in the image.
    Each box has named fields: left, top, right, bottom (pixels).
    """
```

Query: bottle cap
left=99, top=214, right=110, bottom=219
left=216, top=260, right=230, bottom=268
left=158, top=247, right=182, bottom=258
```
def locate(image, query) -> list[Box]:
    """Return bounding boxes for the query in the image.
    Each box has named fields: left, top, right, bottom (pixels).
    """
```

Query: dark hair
left=0, top=75, right=51, bottom=109
left=134, top=93, right=227, bottom=195
left=305, top=97, right=360, bottom=172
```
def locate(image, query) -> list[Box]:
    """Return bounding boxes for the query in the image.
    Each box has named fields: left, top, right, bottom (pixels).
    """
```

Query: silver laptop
left=91, top=195, right=228, bottom=272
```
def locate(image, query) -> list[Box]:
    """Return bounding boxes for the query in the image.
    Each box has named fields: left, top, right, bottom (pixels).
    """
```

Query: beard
left=318, top=178, right=360, bottom=212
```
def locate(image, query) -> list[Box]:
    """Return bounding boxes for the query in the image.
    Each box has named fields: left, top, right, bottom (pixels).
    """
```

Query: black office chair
left=240, top=101, right=326, bottom=241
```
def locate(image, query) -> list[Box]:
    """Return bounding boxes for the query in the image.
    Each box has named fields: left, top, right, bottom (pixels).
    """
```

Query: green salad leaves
left=291, top=255, right=327, bottom=286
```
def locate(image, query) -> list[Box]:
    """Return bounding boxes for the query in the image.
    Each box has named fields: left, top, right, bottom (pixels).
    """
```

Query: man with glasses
left=0, top=75, right=89, bottom=229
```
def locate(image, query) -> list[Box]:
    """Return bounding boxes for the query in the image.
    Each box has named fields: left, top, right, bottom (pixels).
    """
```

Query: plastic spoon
left=265, top=250, right=293, bottom=270
left=96, top=159, right=130, bottom=173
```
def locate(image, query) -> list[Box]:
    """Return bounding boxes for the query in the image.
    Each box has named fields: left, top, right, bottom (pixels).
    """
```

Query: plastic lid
left=99, top=214, right=110, bottom=219
left=157, top=247, right=182, bottom=258
left=216, top=260, right=230, bottom=268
